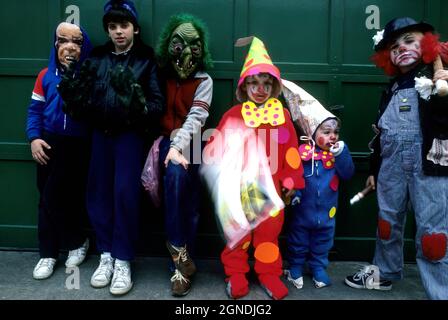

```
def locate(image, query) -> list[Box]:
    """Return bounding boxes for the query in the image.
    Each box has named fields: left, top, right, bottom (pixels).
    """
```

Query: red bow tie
left=299, top=144, right=335, bottom=169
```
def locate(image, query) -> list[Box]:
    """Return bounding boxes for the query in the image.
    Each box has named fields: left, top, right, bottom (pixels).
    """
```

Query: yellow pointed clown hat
left=235, top=36, right=282, bottom=102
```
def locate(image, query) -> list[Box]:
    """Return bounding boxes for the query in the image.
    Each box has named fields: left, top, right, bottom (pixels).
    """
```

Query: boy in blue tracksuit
left=26, top=22, right=92, bottom=280
left=285, top=104, right=354, bottom=289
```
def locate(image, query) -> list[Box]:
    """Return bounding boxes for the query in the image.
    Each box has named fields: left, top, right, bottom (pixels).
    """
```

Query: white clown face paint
left=244, top=73, right=274, bottom=105
left=389, top=32, right=423, bottom=72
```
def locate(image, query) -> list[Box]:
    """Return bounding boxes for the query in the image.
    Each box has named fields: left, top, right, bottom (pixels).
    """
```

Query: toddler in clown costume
left=284, top=89, right=355, bottom=289
left=204, top=37, right=305, bottom=300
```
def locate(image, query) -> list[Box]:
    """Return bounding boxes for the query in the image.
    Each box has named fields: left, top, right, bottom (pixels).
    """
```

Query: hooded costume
left=25, top=22, right=92, bottom=259
left=26, top=24, right=92, bottom=141
left=282, top=80, right=354, bottom=287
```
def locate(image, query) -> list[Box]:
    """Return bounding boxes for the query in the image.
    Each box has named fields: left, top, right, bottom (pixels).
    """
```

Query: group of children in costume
left=25, top=0, right=448, bottom=300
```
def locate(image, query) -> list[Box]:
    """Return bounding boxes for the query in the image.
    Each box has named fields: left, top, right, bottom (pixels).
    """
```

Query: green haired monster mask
left=169, top=23, right=201, bottom=79
left=157, top=13, right=213, bottom=79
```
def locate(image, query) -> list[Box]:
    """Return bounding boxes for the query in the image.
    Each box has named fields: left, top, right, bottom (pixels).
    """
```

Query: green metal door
left=1, top=0, right=447, bottom=260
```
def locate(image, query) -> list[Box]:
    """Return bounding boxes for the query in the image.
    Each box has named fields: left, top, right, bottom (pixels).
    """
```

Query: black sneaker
left=345, top=265, right=392, bottom=291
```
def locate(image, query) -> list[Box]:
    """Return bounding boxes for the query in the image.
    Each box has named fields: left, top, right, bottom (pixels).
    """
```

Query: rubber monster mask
left=55, top=22, right=83, bottom=68
left=169, top=22, right=202, bottom=79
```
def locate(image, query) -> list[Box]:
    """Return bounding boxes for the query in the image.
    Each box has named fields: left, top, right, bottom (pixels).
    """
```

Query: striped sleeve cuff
left=192, top=100, right=209, bottom=111
left=31, top=92, right=45, bottom=102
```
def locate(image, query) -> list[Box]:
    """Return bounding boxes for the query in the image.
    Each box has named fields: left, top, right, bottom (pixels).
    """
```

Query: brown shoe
left=166, top=242, right=196, bottom=277
left=171, top=269, right=191, bottom=296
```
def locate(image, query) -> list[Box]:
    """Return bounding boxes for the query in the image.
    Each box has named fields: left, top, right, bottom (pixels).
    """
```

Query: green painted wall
left=1, top=0, right=446, bottom=260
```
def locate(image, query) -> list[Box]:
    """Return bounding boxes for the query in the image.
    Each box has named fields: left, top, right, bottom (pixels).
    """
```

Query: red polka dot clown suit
left=204, top=37, right=305, bottom=300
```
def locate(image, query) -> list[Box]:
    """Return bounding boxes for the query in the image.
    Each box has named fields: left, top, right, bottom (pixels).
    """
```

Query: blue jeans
left=159, top=137, right=201, bottom=252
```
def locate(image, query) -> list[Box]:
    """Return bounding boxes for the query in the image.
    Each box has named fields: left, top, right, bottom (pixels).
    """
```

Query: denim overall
left=373, top=82, right=448, bottom=299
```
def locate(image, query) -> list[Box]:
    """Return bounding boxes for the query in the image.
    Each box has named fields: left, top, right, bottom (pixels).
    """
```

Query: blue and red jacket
left=26, top=26, right=92, bottom=141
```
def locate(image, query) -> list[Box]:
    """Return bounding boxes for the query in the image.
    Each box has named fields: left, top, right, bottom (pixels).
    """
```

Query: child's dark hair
left=102, top=6, right=140, bottom=33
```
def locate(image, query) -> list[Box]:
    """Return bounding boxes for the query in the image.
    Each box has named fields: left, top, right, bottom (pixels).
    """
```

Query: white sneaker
left=65, top=239, right=90, bottom=268
left=284, top=269, right=304, bottom=289
left=90, top=253, right=115, bottom=288
left=110, top=260, right=133, bottom=295
left=33, top=258, right=57, bottom=280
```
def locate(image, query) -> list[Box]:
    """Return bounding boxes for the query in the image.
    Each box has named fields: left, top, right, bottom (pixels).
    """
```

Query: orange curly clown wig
left=372, top=32, right=448, bottom=76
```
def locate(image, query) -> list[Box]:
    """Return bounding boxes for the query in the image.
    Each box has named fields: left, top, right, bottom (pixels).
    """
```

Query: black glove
left=110, top=65, right=148, bottom=117
left=58, top=61, right=77, bottom=104
left=58, top=60, right=96, bottom=119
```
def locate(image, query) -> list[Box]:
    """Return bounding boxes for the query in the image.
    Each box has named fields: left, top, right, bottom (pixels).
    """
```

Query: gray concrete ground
left=0, top=250, right=427, bottom=300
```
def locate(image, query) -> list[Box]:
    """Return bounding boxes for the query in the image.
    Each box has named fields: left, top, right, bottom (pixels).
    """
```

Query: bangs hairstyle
left=103, top=8, right=140, bottom=32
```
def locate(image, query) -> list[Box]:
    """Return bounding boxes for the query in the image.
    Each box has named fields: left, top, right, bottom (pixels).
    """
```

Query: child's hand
left=282, top=188, right=300, bottom=206
left=282, top=188, right=295, bottom=198
left=330, top=141, right=345, bottom=156
left=433, top=69, right=448, bottom=82
left=164, top=147, right=189, bottom=170
left=366, top=175, right=376, bottom=190
left=281, top=188, right=295, bottom=205
left=30, top=139, right=51, bottom=165
left=291, top=190, right=302, bottom=206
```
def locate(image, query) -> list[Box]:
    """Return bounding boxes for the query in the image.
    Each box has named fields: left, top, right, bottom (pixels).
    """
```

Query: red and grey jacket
left=160, top=71, right=213, bottom=151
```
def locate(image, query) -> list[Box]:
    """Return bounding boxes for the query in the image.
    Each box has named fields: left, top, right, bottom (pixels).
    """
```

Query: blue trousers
left=87, top=130, right=145, bottom=261
left=373, top=135, right=448, bottom=300
left=287, top=215, right=335, bottom=273
left=159, top=137, right=200, bottom=251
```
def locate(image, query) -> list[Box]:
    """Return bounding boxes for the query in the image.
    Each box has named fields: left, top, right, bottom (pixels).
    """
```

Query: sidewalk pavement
left=0, top=251, right=427, bottom=300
